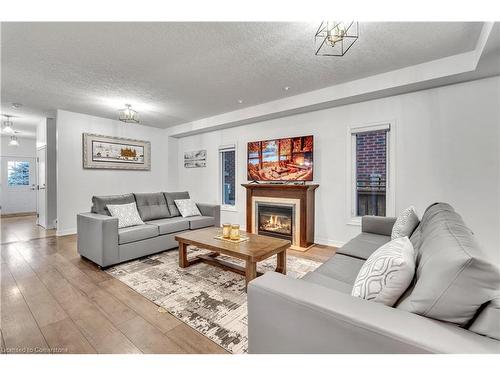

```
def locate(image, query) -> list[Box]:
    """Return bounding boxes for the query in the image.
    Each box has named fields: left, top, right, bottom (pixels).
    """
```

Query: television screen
left=247, top=135, right=313, bottom=181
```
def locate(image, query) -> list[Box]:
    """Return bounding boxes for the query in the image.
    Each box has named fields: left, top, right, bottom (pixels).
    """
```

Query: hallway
left=1, top=214, right=55, bottom=244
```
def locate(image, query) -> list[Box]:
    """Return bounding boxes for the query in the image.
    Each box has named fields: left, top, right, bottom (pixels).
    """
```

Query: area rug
left=106, top=247, right=321, bottom=353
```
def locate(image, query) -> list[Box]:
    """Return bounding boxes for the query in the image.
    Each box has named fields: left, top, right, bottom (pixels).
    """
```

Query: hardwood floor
left=0, top=215, right=335, bottom=354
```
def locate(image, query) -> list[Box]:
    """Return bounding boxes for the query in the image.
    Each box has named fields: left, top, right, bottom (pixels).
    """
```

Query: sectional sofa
left=248, top=203, right=500, bottom=353
left=77, top=191, right=220, bottom=267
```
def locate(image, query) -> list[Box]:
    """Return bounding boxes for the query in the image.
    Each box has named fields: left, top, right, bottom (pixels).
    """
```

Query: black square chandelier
left=315, top=21, right=359, bottom=57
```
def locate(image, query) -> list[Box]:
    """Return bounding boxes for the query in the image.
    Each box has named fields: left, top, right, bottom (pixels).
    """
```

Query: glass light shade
left=315, top=21, right=358, bottom=57
left=118, top=104, right=139, bottom=124
left=326, top=22, right=347, bottom=46
left=9, top=135, right=19, bottom=147
left=3, top=120, right=14, bottom=133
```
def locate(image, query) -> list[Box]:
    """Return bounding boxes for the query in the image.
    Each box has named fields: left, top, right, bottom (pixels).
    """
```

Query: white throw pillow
left=174, top=199, right=201, bottom=218
left=107, top=202, right=144, bottom=228
left=352, top=237, right=416, bottom=307
left=391, top=205, right=419, bottom=240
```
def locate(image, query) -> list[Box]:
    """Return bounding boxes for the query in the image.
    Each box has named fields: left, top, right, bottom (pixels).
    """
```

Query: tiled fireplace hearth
left=242, top=183, right=319, bottom=251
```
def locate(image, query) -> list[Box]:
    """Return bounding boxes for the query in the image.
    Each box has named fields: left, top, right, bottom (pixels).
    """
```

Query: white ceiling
left=1, top=22, right=484, bottom=129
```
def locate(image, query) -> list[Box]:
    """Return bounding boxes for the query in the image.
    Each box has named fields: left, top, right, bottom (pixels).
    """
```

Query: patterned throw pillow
left=106, top=202, right=145, bottom=228
left=174, top=199, right=201, bottom=218
left=352, top=237, right=416, bottom=306
left=391, top=206, right=419, bottom=240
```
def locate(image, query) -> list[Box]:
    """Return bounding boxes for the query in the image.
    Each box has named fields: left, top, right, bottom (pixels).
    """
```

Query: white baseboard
left=314, top=237, right=346, bottom=248
left=56, top=228, right=76, bottom=237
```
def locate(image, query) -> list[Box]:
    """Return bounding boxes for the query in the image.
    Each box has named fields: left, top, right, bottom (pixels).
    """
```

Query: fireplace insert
left=257, top=204, right=293, bottom=241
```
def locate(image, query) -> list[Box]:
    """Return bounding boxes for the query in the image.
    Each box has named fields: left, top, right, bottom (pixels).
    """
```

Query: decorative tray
left=214, top=235, right=249, bottom=243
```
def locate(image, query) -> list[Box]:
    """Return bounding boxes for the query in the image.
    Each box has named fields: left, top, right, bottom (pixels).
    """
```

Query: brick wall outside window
left=355, top=130, right=387, bottom=216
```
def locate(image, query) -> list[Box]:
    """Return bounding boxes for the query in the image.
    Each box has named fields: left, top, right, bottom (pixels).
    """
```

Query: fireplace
left=243, top=183, right=319, bottom=250
left=257, top=203, right=294, bottom=241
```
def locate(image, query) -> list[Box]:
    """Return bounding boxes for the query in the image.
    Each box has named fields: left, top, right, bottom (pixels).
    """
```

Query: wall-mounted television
left=247, top=135, right=313, bottom=181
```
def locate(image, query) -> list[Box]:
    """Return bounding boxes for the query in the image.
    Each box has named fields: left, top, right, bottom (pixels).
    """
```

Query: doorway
left=0, top=156, right=37, bottom=215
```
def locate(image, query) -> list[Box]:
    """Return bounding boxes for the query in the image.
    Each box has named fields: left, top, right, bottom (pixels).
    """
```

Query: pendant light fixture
left=118, top=104, right=139, bottom=124
left=315, top=21, right=359, bottom=56
left=9, top=134, right=20, bottom=147
left=2, top=115, right=14, bottom=133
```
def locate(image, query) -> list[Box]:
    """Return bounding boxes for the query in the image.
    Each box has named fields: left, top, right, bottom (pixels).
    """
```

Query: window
left=8, top=161, right=30, bottom=186
left=348, top=122, right=394, bottom=223
left=220, top=145, right=236, bottom=209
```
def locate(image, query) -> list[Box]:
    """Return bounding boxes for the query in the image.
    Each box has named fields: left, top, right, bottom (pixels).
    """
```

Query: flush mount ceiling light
left=11, top=103, right=22, bottom=109
left=2, top=115, right=14, bottom=134
left=118, top=104, right=139, bottom=124
left=9, top=134, right=20, bottom=147
left=315, top=21, right=359, bottom=56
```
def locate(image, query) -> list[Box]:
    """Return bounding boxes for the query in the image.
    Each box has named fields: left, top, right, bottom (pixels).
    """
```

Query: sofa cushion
left=164, top=191, right=190, bottom=217
left=91, top=193, right=135, bottom=216
left=352, top=237, right=416, bottom=307
left=146, top=217, right=190, bottom=235
left=134, top=192, right=171, bottom=221
left=336, top=232, right=390, bottom=260
left=188, top=216, right=215, bottom=230
left=118, top=224, right=159, bottom=245
left=302, top=272, right=353, bottom=294
left=313, top=254, right=365, bottom=286
left=469, top=298, right=500, bottom=340
left=397, top=202, right=500, bottom=326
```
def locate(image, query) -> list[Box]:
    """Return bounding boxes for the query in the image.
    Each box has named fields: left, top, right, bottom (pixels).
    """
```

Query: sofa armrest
left=247, top=272, right=500, bottom=354
left=77, top=212, right=119, bottom=267
left=196, top=203, right=220, bottom=227
left=361, top=216, right=397, bottom=236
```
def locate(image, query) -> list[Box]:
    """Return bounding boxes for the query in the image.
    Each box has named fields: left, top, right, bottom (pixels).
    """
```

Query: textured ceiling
left=1, top=22, right=483, bottom=129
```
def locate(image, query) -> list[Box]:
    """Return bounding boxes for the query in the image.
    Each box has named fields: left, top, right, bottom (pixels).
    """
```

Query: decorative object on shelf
left=222, top=223, right=231, bottom=238
left=230, top=224, right=241, bottom=240
left=8, top=134, right=19, bottom=147
left=315, top=21, right=359, bottom=56
left=118, top=104, right=139, bottom=124
left=2, top=115, right=14, bottom=133
left=82, top=133, right=151, bottom=170
left=184, top=149, right=207, bottom=168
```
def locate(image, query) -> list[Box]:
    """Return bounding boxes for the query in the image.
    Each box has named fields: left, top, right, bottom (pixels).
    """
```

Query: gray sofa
left=77, top=191, right=220, bottom=267
left=248, top=203, right=500, bottom=353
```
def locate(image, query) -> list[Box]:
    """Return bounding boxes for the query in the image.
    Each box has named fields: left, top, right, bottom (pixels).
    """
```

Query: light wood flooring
left=0, top=215, right=335, bottom=354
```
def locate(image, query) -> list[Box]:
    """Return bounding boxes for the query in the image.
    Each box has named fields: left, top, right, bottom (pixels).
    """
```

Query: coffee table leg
left=276, top=249, right=287, bottom=275
left=179, top=242, right=189, bottom=268
left=245, top=260, right=257, bottom=287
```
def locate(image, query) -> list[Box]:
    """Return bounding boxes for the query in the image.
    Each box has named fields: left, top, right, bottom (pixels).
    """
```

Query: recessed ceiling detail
left=0, top=22, right=486, bottom=129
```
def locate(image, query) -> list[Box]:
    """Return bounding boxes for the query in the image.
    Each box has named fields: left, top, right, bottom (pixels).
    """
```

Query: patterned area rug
left=106, top=247, right=321, bottom=353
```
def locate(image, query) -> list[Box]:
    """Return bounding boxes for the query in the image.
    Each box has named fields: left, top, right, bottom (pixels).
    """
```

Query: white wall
left=174, top=76, right=500, bottom=255
left=0, top=136, right=37, bottom=214
left=56, top=110, right=169, bottom=235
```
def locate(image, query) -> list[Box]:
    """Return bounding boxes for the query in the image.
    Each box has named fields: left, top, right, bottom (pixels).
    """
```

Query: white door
left=37, top=147, right=47, bottom=227
left=0, top=156, right=37, bottom=215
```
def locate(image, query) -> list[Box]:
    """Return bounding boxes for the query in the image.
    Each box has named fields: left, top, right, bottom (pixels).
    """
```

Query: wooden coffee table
left=175, top=227, right=290, bottom=287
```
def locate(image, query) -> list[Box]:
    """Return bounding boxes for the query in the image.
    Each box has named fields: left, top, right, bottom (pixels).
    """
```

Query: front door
left=0, top=156, right=37, bottom=215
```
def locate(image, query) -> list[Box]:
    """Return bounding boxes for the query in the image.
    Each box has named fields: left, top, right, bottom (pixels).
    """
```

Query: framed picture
left=82, top=133, right=151, bottom=170
left=184, top=149, right=207, bottom=168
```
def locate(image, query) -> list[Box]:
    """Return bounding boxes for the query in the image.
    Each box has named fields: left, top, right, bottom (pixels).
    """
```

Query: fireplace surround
left=242, top=183, right=319, bottom=250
